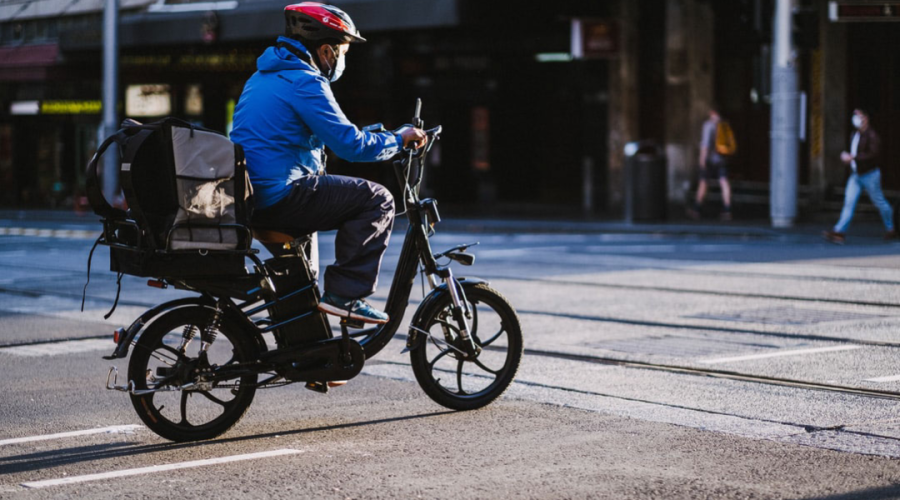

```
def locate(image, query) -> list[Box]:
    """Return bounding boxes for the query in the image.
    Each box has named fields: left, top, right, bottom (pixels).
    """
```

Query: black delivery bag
left=86, top=118, right=253, bottom=278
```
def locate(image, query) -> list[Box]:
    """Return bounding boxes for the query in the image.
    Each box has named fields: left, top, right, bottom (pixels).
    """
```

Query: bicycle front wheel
left=409, top=283, right=523, bottom=410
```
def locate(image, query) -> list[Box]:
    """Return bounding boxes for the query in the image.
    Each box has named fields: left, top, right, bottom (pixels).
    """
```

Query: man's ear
left=317, top=45, right=335, bottom=66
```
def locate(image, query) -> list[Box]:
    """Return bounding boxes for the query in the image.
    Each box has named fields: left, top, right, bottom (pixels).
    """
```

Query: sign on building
left=829, top=2, right=900, bottom=21
left=571, top=19, right=619, bottom=59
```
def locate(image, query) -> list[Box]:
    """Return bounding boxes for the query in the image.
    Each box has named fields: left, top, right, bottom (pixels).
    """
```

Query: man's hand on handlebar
left=397, top=126, right=428, bottom=150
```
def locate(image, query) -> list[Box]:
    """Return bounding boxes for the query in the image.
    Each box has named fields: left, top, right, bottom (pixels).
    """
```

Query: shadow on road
left=0, top=410, right=454, bottom=476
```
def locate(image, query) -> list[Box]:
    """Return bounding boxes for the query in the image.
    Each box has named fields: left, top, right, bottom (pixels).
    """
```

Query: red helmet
left=284, top=2, right=366, bottom=44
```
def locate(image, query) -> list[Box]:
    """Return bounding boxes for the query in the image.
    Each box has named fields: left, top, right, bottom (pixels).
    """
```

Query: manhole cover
left=686, top=306, right=885, bottom=325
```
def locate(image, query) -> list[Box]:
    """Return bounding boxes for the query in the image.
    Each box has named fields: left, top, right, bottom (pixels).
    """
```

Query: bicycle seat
left=252, top=229, right=317, bottom=272
left=252, top=228, right=308, bottom=245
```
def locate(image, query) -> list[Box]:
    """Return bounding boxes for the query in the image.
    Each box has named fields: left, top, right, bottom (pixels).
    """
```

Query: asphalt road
left=2, top=215, right=900, bottom=499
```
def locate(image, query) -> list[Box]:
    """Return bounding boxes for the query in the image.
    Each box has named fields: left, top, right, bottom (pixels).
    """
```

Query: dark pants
left=252, top=174, right=394, bottom=299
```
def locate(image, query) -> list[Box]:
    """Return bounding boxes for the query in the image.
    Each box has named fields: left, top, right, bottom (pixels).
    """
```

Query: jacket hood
left=257, top=36, right=316, bottom=73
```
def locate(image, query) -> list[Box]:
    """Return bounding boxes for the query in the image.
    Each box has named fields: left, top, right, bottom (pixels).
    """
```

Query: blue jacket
left=231, top=37, right=401, bottom=209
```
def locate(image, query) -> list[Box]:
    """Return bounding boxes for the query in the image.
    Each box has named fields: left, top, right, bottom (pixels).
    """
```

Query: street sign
left=571, top=19, right=619, bottom=60
left=829, top=1, right=900, bottom=21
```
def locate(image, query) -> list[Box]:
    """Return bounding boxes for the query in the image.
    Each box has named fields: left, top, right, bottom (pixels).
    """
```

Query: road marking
left=477, top=246, right=568, bottom=258
left=865, top=374, right=900, bottom=383
left=21, top=448, right=304, bottom=489
left=698, top=345, right=862, bottom=365
left=0, top=338, right=112, bottom=357
left=0, top=227, right=97, bottom=240
left=0, top=425, right=143, bottom=446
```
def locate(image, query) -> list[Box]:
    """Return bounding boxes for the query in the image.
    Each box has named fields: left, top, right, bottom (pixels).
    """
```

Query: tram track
left=479, top=273, right=900, bottom=309
left=514, top=309, right=900, bottom=348
left=476, top=257, right=900, bottom=287
left=517, top=346, right=900, bottom=402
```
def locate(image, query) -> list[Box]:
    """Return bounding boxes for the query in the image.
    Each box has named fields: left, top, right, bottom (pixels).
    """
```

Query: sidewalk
left=0, top=208, right=893, bottom=242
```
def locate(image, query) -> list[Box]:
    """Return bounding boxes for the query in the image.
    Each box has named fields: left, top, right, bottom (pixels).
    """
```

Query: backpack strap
left=118, top=128, right=158, bottom=246
left=85, top=131, right=127, bottom=220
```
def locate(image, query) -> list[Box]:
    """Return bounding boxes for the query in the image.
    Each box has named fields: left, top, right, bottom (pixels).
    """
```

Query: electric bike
left=104, top=100, right=524, bottom=442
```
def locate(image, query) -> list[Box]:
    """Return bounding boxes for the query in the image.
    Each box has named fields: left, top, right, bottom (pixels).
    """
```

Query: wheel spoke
left=428, top=347, right=451, bottom=370
left=472, top=357, right=500, bottom=375
left=456, top=360, right=466, bottom=394
left=478, top=328, right=506, bottom=347
left=199, top=390, right=230, bottom=407
left=179, top=391, right=189, bottom=426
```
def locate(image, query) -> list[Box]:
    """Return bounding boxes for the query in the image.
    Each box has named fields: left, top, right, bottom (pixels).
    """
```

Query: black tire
left=128, top=306, right=260, bottom=442
left=409, top=283, right=522, bottom=410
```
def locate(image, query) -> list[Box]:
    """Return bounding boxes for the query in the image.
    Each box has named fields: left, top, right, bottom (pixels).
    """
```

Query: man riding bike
left=230, top=2, right=427, bottom=324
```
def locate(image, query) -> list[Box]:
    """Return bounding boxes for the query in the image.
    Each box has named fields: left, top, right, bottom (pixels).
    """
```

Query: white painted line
left=0, top=425, right=143, bottom=446
left=21, top=448, right=304, bottom=489
left=0, top=339, right=112, bottom=357
left=865, top=374, right=900, bottom=383
left=698, top=345, right=862, bottom=365
left=0, top=227, right=97, bottom=240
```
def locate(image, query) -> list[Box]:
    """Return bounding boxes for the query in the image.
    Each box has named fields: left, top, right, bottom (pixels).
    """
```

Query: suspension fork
left=440, top=267, right=480, bottom=358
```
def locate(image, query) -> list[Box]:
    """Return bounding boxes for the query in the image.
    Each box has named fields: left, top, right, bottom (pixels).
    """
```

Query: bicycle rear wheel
left=128, top=306, right=259, bottom=442
left=409, top=283, right=522, bottom=410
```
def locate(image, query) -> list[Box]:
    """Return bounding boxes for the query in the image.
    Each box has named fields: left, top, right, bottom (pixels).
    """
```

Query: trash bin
left=624, top=141, right=667, bottom=222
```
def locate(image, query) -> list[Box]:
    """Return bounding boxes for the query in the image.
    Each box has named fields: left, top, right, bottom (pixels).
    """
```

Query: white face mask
left=852, top=115, right=863, bottom=129
left=327, top=46, right=346, bottom=82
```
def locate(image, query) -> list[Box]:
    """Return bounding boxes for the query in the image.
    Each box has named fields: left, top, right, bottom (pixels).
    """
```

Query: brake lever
left=434, top=242, right=480, bottom=260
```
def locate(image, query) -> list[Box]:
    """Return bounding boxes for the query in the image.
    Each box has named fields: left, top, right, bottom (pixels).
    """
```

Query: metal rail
left=517, top=347, right=900, bottom=402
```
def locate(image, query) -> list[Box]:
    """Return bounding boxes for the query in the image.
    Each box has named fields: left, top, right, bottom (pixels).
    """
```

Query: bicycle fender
left=103, top=297, right=214, bottom=360
left=406, top=277, right=488, bottom=351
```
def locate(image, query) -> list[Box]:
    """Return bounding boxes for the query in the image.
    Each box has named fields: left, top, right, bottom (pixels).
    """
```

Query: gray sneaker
left=318, top=292, right=389, bottom=324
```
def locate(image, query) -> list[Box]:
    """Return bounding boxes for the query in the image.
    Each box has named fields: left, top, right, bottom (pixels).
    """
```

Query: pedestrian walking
left=822, top=108, right=896, bottom=244
left=687, top=104, right=735, bottom=221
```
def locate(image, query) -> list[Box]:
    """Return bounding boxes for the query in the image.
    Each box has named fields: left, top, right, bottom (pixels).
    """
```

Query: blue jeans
left=834, top=169, right=894, bottom=233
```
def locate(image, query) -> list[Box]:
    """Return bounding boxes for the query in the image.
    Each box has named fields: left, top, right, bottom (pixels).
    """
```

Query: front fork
left=438, top=268, right=481, bottom=358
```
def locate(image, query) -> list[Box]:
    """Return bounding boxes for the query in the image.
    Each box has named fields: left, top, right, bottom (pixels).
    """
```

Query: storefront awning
left=0, top=44, right=59, bottom=81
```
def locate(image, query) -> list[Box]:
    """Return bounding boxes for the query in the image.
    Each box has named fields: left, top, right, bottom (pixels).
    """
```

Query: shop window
left=126, top=84, right=172, bottom=117
left=185, top=84, right=203, bottom=115
left=23, top=22, right=36, bottom=43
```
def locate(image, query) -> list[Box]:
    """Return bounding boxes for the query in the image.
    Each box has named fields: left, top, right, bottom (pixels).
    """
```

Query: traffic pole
left=101, top=0, right=119, bottom=205
left=770, top=0, right=800, bottom=228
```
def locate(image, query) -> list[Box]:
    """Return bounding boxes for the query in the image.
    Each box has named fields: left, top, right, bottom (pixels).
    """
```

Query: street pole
left=770, top=0, right=799, bottom=228
left=101, top=0, right=119, bottom=205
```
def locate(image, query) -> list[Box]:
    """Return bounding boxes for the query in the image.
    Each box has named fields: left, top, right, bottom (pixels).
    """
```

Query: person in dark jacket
left=823, top=109, right=896, bottom=244
left=231, top=2, right=426, bottom=323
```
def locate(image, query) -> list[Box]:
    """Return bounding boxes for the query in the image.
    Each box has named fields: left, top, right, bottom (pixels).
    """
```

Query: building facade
left=0, top=0, right=897, bottom=220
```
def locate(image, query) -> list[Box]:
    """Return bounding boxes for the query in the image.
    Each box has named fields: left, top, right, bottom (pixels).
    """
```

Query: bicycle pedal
left=304, top=381, right=329, bottom=394
left=339, top=317, right=366, bottom=329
